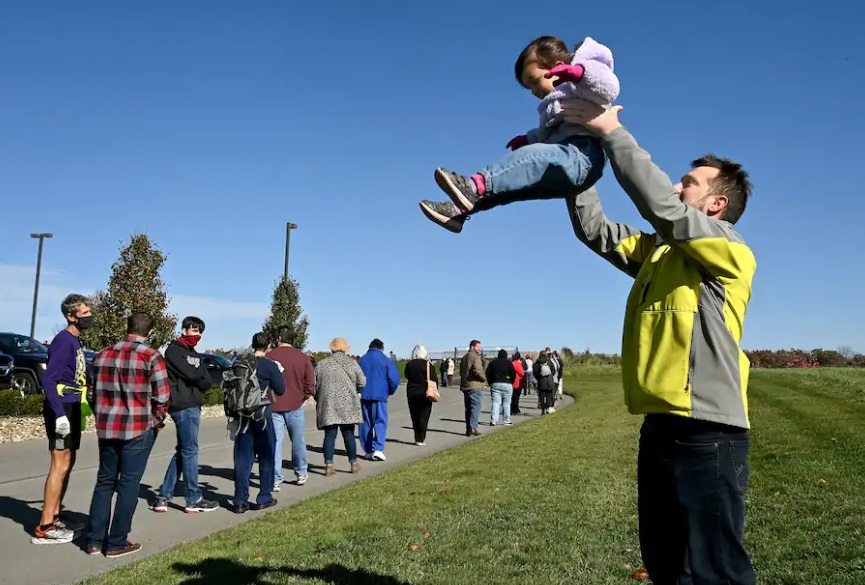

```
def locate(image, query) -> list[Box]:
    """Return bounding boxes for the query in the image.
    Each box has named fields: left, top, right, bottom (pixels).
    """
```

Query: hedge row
left=0, top=388, right=226, bottom=417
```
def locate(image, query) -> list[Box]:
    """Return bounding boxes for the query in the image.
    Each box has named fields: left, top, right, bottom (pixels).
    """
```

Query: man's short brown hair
left=691, top=155, right=752, bottom=225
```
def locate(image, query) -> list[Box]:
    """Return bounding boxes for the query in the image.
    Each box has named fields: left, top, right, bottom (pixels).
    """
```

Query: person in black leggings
left=403, top=345, right=438, bottom=446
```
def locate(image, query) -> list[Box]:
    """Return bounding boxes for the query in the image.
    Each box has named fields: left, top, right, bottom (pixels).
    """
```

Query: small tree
left=262, top=276, right=309, bottom=349
left=80, top=234, right=177, bottom=350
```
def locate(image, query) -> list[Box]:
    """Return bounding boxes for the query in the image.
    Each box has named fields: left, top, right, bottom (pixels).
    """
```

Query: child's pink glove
left=545, top=64, right=585, bottom=87
left=506, top=134, right=530, bottom=151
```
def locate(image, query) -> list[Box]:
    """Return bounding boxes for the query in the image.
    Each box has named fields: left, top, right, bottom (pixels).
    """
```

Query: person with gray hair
left=402, top=344, right=438, bottom=446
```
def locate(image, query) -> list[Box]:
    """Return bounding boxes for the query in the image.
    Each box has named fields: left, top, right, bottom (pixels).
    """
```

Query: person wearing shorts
left=33, top=294, right=92, bottom=545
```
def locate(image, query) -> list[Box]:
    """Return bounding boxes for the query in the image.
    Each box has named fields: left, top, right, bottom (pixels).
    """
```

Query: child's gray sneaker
left=419, top=200, right=468, bottom=233
left=434, top=168, right=480, bottom=212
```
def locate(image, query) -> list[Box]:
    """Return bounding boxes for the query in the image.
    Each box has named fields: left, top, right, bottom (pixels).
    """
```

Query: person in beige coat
left=314, top=338, right=365, bottom=476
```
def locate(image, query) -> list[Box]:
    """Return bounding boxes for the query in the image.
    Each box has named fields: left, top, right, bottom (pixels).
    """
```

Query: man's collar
left=127, top=335, right=147, bottom=343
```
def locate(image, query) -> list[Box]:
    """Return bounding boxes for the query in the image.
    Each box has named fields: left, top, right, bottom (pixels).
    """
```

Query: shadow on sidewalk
left=404, top=426, right=465, bottom=437
left=0, top=495, right=88, bottom=536
left=172, top=559, right=410, bottom=585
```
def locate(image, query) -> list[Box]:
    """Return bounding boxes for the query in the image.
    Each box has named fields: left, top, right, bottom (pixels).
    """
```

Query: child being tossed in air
left=420, top=35, right=619, bottom=233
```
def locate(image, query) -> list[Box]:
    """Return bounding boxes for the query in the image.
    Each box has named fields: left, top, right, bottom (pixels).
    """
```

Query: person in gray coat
left=314, top=338, right=366, bottom=476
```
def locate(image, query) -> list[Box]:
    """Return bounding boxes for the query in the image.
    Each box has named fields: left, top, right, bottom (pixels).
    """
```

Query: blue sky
left=1, top=0, right=862, bottom=357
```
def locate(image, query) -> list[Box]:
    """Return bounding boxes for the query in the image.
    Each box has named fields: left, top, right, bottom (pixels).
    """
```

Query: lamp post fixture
left=284, top=222, right=298, bottom=280
left=30, top=233, right=53, bottom=338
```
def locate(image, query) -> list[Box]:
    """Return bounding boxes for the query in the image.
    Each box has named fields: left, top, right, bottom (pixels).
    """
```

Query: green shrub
left=0, top=391, right=45, bottom=416
left=202, top=388, right=223, bottom=407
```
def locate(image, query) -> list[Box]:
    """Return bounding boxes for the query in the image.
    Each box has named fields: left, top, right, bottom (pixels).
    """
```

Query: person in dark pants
left=459, top=340, right=486, bottom=436
left=561, top=101, right=756, bottom=584
left=533, top=353, right=556, bottom=414
left=230, top=332, right=286, bottom=514
left=403, top=345, right=437, bottom=446
left=510, top=351, right=526, bottom=416
left=86, top=312, right=170, bottom=558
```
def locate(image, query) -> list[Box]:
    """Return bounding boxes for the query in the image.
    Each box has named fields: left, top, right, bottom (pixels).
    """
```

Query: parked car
left=0, top=352, right=14, bottom=390
left=200, top=353, right=232, bottom=389
left=0, top=333, right=49, bottom=396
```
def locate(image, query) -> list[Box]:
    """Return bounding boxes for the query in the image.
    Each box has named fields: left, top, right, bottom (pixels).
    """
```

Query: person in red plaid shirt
left=84, top=312, right=170, bottom=559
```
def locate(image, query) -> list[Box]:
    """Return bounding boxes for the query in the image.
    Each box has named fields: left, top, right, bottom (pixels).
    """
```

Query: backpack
left=222, top=356, right=268, bottom=420
left=539, top=362, right=552, bottom=377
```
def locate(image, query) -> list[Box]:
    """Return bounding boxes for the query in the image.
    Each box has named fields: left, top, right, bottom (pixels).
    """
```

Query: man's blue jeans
left=462, top=389, right=482, bottom=431
left=473, top=136, right=605, bottom=213
left=272, top=408, right=308, bottom=483
left=86, top=428, right=155, bottom=552
left=233, top=411, right=276, bottom=507
left=638, top=414, right=756, bottom=585
left=359, top=399, right=388, bottom=454
left=489, top=383, right=513, bottom=424
left=157, top=406, right=202, bottom=506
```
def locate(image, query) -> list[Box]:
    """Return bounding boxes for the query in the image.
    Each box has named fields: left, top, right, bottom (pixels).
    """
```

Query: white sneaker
left=296, top=476, right=307, bottom=486
left=548, top=407, right=556, bottom=413
left=372, top=450, right=386, bottom=461
left=273, top=483, right=281, bottom=492
left=415, top=442, right=426, bottom=446
left=31, top=524, right=74, bottom=545
left=489, top=420, right=496, bottom=426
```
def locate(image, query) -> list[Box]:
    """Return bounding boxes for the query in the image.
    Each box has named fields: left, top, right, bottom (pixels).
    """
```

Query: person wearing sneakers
left=486, top=349, right=516, bottom=426
left=33, top=294, right=92, bottom=545
left=85, top=313, right=170, bottom=558
left=357, top=338, right=400, bottom=461
left=524, top=353, right=535, bottom=394
left=419, top=35, right=619, bottom=233
left=460, top=340, right=486, bottom=436
left=230, top=332, right=285, bottom=514
left=314, top=338, right=365, bottom=476
left=152, top=316, right=217, bottom=514
left=267, top=325, right=315, bottom=490
left=533, top=352, right=556, bottom=415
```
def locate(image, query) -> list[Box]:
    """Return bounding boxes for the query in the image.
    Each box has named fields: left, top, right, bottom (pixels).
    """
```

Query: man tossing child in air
left=420, top=36, right=619, bottom=233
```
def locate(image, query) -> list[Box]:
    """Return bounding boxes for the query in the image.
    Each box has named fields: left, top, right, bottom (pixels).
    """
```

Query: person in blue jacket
left=357, top=339, right=400, bottom=461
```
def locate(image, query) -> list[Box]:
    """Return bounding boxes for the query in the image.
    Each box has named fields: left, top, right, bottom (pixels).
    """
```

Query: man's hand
left=561, top=97, right=623, bottom=136
left=506, top=134, right=529, bottom=151
left=55, top=415, right=71, bottom=438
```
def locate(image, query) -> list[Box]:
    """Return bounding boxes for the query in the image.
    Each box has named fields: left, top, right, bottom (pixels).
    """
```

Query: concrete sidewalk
left=0, top=385, right=570, bottom=585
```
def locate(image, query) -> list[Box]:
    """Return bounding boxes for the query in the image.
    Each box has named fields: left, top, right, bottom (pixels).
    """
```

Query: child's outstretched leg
left=418, top=200, right=469, bottom=233
left=435, top=136, right=604, bottom=215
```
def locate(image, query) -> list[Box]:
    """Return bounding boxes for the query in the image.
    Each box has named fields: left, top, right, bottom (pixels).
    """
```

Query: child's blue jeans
left=472, top=135, right=604, bottom=213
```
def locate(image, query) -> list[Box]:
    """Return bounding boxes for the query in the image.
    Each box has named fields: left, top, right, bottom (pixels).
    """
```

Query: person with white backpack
left=532, top=353, right=556, bottom=414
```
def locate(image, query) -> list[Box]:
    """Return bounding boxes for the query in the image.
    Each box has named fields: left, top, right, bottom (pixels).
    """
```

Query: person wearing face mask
left=32, top=294, right=93, bottom=545
left=152, top=316, right=218, bottom=514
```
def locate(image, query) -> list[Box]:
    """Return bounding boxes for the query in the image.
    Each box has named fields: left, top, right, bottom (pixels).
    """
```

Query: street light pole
left=30, top=233, right=53, bottom=339
left=284, top=222, right=298, bottom=280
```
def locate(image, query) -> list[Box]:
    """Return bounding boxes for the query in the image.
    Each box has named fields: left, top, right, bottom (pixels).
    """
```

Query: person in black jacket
left=486, top=349, right=516, bottom=426
left=403, top=345, right=437, bottom=446
left=533, top=353, right=556, bottom=414
left=152, top=316, right=218, bottom=514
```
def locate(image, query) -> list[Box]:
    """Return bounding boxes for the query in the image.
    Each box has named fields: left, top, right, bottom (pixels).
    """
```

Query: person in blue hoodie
left=357, top=339, right=400, bottom=461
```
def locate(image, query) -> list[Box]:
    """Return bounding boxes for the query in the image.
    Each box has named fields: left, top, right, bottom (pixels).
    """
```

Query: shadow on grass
left=172, top=558, right=410, bottom=584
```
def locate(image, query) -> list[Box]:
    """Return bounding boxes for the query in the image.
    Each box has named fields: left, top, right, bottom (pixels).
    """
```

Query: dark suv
left=0, top=333, right=49, bottom=396
left=0, top=352, right=13, bottom=390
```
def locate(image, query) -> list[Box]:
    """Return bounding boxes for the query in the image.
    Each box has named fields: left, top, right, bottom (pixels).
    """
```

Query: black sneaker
left=419, top=200, right=468, bottom=233
left=229, top=503, right=249, bottom=514
left=249, top=499, right=277, bottom=511
left=435, top=168, right=479, bottom=213
left=185, top=498, right=219, bottom=514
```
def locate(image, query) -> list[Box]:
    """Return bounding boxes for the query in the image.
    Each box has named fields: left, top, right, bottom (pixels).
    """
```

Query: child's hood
left=571, top=36, right=614, bottom=71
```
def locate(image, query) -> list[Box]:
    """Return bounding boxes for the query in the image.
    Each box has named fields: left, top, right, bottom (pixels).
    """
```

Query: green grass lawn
left=81, top=367, right=865, bottom=585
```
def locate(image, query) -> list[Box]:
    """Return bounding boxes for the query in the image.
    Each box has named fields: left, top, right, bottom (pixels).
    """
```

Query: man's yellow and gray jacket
left=567, top=127, right=756, bottom=429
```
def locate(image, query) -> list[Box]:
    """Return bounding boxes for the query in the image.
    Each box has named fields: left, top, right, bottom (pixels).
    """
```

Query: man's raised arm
left=566, top=186, right=654, bottom=278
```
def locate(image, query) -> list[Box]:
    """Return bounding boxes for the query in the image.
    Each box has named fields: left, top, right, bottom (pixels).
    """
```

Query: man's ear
left=554, top=60, right=565, bottom=67
left=709, top=194, right=729, bottom=215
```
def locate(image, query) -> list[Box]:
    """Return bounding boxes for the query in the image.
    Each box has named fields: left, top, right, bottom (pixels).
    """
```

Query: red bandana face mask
left=179, top=334, right=201, bottom=349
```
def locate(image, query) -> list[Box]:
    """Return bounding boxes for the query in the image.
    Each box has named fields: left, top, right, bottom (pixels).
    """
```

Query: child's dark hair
left=514, top=36, right=574, bottom=87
